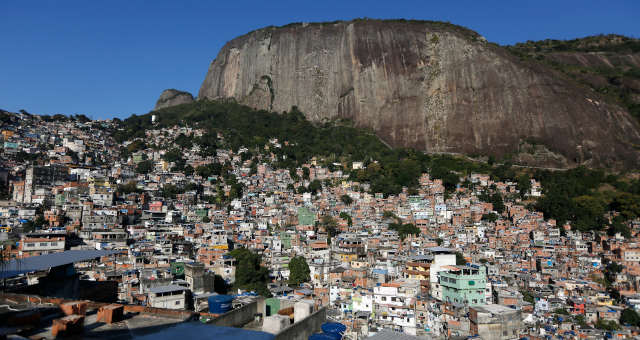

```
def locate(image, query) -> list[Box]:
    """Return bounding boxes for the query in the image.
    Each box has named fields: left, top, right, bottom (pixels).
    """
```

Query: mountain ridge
left=179, top=19, right=640, bottom=169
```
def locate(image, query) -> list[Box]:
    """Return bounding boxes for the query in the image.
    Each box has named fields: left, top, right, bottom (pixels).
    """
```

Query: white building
left=148, top=285, right=187, bottom=310
left=373, top=281, right=419, bottom=335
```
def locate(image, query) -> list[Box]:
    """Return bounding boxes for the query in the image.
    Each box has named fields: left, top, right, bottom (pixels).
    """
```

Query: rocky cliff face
left=154, top=89, right=194, bottom=110
left=199, top=20, right=640, bottom=168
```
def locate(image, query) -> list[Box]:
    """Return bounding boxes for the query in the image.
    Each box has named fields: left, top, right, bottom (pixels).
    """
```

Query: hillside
left=507, top=34, right=640, bottom=122
left=196, top=19, right=640, bottom=169
left=118, top=99, right=640, bottom=230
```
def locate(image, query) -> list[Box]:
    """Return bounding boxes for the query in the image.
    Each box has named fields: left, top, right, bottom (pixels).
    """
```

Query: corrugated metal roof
left=0, top=250, right=119, bottom=279
left=148, top=285, right=186, bottom=294
left=366, top=329, right=432, bottom=340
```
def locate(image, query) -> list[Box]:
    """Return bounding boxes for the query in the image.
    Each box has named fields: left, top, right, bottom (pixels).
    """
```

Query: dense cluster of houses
left=2, top=112, right=640, bottom=339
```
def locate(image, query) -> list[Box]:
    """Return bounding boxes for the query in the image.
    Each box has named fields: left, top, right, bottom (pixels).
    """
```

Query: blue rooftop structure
left=134, top=323, right=274, bottom=340
left=0, top=250, right=119, bottom=279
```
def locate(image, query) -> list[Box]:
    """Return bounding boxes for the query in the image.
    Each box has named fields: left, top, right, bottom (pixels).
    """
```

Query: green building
left=297, top=207, right=316, bottom=226
left=439, top=265, right=487, bottom=307
left=132, top=154, right=144, bottom=164
left=55, top=193, right=66, bottom=206
left=265, top=298, right=280, bottom=316
left=280, top=232, right=292, bottom=249
left=195, top=208, right=209, bottom=218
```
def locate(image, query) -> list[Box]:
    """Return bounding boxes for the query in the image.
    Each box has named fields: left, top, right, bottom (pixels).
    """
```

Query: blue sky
left=1, top=1, right=638, bottom=120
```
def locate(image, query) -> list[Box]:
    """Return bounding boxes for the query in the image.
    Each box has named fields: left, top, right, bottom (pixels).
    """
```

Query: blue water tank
left=208, top=295, right=234, bottom=314
left=309, top=334, right=337, bottom=340
left=321, top=322, right=346, bottom=338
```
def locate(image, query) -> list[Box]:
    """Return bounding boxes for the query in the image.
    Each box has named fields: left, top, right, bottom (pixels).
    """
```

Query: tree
left=573, top=315, right=587, bottom=328
left=23, top=215, right=47, bottom=233
left=163, top=148, right=182, bottom=163
left=516, top=174, right=531, bottom=198
left=118, top=181, right=141, bottom=195
left=481, top=213, right=499, bottom=223
left=608, top=216, right=631, bottom=238
left=289, top=168, right=299, bottom=181
left=136, top=160, right=154, bottom=174
left=520, top=290, right=535, bottom=304
left=302, top=167, right=310, bottom=180
left=22, top=220, right=37, bottom=233
left=339, top=212, right=352, bottom=227
left=382, top=210, right=398, bottom=221
left=183, top=164, right=194, bottom=176
left=490, top=192, right=505, bottom=214
left=605, top=261, right=624, bottom=285
left=595, top=319, right=620, bottom=331
left=288, top=256, right=310, bottom=286
left=308, top=179, right=322, bottom=194
left=320, top=215, right=339, bottom=244
left=161, top=184, right=183, bottom=199
left=213, top=274, right=229, bottom=295
left=340, top=194, right=353, bottom=206
left=610, top=192, right=640, bottom=221
left=572, top=195, right=606, bottom=232
left=620, top=308, right=640, bottom=326
left=0, top=180, right=9, bottom=200
left=389, top=223, right=420, bottom=241
left=456, top=252, right=467, bottom=265
left=228, top=248, right=272, bottom=297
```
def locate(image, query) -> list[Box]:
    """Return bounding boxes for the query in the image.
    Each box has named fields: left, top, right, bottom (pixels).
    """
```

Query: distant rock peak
left=154, top=89, right=194, bottom=111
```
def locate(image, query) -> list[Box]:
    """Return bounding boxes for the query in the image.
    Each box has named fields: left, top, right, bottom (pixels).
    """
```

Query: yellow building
left=405, top=261, right=430, bottom=281
left=1, top=130, right=14, bottom=140
left=336, top=251, right=357, bottom=264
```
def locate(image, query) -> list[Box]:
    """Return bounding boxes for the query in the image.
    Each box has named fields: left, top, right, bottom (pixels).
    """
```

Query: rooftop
left=148, top=285, right=187, bottom=294
left=0, top=250, right=120, bottom=279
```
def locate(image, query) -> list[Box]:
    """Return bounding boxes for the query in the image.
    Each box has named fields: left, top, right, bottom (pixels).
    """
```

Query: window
left=175, top=301, right=180, bottom=305
left=26, top=243, right=35, bottom=248
left=40, top=242, right=48, bottom=246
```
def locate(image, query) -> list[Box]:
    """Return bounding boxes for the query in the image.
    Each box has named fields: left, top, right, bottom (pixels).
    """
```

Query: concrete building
left=469, top=304, right=523, bottom=340
left=373, top=281, right=419, bottom=335
left=438, top=265, right=487, bottom=307
left=148, top=285, right=187, bottom=310
left=19, top=235, right=65, bottom=257
left=185, top=262, right=205, bottom=294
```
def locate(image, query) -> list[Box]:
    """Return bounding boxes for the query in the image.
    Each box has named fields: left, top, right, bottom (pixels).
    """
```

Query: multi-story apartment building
left=438, top=265, right=488, bottom=307
left=373, top=281, right=419, bottom=335
left=19, top=234, right=65, bottom=257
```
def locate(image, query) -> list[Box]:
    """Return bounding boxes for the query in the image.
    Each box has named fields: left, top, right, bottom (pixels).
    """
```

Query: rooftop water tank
left=208, top=295, right=233, bottom=314
left=321, top=322, right=346, bottom=339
